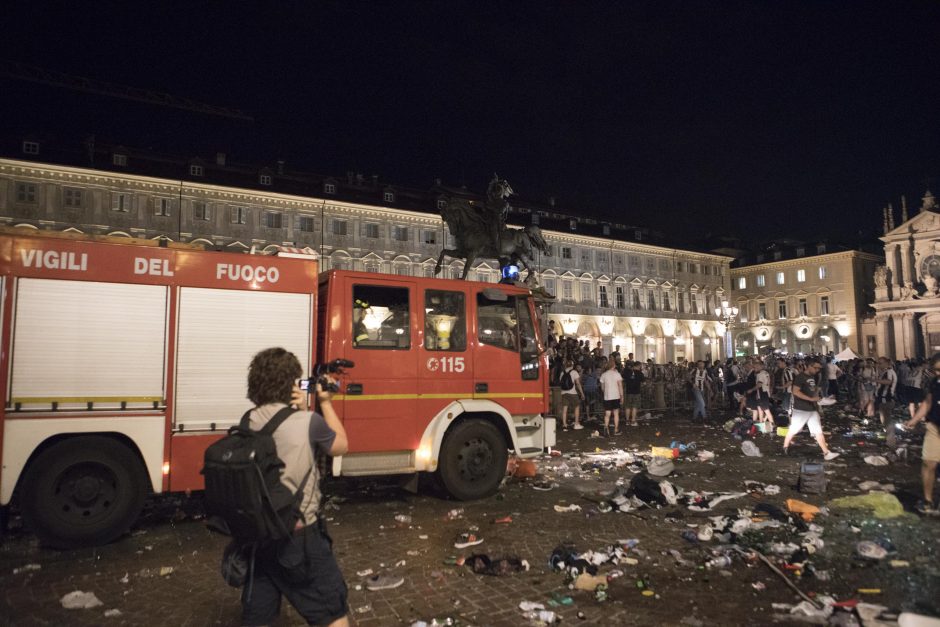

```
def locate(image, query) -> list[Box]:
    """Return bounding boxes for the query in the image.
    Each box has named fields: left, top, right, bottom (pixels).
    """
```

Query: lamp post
left=715, top=300, right=739, bottom=360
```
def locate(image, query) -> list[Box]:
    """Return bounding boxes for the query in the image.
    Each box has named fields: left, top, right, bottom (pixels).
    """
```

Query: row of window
left=556, top=246, right=723, bottom=276
left=550, top=281, right=717, bottom=313
left=749, top=296, right=830, bottom=321
left=736, top=266, right=828, bottom=289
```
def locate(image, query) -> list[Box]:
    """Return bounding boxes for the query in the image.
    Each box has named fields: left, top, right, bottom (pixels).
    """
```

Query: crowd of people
left=546, top=321, right=939, bottom=515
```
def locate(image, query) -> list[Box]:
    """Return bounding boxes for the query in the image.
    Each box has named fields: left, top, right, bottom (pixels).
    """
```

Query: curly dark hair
left=247, top=347, right=302, bottom=406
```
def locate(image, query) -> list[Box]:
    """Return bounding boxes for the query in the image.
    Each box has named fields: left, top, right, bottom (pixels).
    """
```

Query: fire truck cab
left=320, top=270, right=554, bottom=500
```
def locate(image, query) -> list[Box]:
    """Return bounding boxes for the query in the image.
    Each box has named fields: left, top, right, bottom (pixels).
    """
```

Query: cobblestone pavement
left=1, top=408, right=939, bottom=626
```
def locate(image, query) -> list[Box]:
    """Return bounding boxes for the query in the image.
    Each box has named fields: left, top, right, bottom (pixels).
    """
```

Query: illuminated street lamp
left=714, top=300, right=739, bottom=359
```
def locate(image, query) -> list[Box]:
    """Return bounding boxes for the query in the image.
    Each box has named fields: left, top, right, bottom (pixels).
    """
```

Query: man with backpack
left=559, top=359, right=585, bottom=430
left=207, top=347, right=351, bottom=627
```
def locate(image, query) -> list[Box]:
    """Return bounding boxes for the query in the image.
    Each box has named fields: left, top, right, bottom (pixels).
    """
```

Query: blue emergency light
left=501, top=265, right=520, bottom=281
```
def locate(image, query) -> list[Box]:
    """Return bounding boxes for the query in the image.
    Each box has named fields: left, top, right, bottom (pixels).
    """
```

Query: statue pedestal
left=874, top=286, right=889, bottom=302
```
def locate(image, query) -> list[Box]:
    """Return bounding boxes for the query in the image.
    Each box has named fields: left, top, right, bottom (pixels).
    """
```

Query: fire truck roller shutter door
left=19, top=435, right=148, bottom=549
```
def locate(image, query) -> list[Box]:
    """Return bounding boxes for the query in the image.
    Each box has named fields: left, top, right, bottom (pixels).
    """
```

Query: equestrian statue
left=434, top=174, right=550, bottom=283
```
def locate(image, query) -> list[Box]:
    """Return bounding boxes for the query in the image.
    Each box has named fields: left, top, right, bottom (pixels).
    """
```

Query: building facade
left=865, top=191, right=940, bottom=359
left=0, top=151, right=731, bottom=363
left=730, top=245, right=882, bottom=357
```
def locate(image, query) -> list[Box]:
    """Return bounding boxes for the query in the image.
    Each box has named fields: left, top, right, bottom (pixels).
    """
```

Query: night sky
left=2, top=1, right=939, bottom=245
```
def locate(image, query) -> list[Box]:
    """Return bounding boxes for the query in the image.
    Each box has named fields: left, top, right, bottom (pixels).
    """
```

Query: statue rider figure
left=483, top=174, right=513, bottom=250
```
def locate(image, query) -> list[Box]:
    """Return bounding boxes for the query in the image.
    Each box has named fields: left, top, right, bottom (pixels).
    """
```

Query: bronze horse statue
left=434, top=191, right=551, bottom=281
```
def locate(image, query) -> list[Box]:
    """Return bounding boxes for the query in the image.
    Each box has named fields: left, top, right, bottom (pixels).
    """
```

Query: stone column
left=902, top=313, right=918, bottom=359
left=892, top=314, right=910, bottom=360
left=876, top=314, right=892, bottom=358
left=900, top=242, right=914, bottom=287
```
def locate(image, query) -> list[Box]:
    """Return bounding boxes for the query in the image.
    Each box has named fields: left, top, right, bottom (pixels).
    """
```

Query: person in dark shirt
left=622, top=361, right=645, bottom=427
left=905, top=353, right=940, bottom=515
left=782, top=358, right=840, bottom=461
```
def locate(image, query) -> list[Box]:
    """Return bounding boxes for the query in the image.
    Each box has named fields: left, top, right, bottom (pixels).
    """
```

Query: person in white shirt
left=824, top=358, right=842, bottom=400
left=599, top=358, right=624, bottom=436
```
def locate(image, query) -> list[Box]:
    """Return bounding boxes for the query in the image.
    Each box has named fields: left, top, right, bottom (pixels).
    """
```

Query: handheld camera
left=302, top=358, right=354, bottom=394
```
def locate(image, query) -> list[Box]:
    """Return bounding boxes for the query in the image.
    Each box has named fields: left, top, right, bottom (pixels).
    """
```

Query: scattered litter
left=856, top=541, right=888, bottom=560
left=647, top=457, right=675, bottom=477
left=899, top=613, right=940, bottom=627
left=553, top=504, right=582, bottom=513
left=651, top=446, right=678, bottom=459
left=104, top=609, right=122, bottom=618
left=863, top=455, right=890, bottom=466
left=445, top=508, right=465, bottom=520
left=786, top=499, right=821, bottom=522
left=890, top=560, right=910, bottom=568
left=418, top=535, right=429, bottom=540
left=858, top=480, right=895, bottom=492
left=394, top=514, right=412, bottom=524
left=357, top=568, right=374, bottom=577
left=857, top=588, right=882, bottom=595
left=741, top=440, right=762, bottom=457
left=513, top=460, right=538, bottom=478
left=119, top=573, right=129, bottom=584
left=519, top=601, right=545, bottom=612
left=356, top=604, right=373, bottom=614
left=521, top=609, right=558, bottom=624
left=61, top=591, right=104, bottom=610
left=696, top=450, right=715, bottom=462
left=12, top=563, right=41, bottom=575
left=159, top=566, right=174, bottom=576
left=573, top=572, right=608, bottom=591
left=493, top=515, right=513, bottom=524
left=465, top=553, right=529, bottom=576
left=752, top=582, right=766, bottom=591
left=831, top=493, right=905, bottom=519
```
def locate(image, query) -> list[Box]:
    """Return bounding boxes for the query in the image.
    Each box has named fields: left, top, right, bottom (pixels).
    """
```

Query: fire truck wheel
left=20, top=436, right=148, bottom=549
left=437, top=419, right=508, bottom=501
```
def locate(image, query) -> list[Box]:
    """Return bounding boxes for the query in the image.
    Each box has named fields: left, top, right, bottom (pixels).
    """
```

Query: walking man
left=690, top=360, right=711, bottom=423
left=600, top=358, right=624, bottom=435
left=783, top=358, right=840, bottom=460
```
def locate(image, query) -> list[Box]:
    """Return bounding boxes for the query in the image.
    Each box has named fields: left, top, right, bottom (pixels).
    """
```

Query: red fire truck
left=0, top=229, right=554, bottom=547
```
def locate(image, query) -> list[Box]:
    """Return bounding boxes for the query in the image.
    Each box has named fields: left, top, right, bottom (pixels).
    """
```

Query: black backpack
left=560, top=368, right=575, bottom=391
left=202, top=407, right=311, bottom=542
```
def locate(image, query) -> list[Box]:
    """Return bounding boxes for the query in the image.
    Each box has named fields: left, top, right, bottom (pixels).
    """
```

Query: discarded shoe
left=365, top=574, right=404, bottom=590
left=454, top=533, right=484, bottom=549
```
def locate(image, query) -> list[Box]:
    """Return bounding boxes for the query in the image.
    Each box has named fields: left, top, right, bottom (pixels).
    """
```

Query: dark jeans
left=241, top=520, right=349, bottom=626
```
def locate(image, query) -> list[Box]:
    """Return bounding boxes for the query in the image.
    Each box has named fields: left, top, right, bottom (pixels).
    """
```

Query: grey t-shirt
left=248, top=403, right=336, bottom=524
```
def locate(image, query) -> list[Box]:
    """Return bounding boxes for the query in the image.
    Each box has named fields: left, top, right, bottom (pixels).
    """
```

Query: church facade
left=866, top=191, right=940, bottom=359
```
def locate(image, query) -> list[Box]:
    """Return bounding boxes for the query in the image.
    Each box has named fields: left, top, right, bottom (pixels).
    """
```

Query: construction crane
left=0, top=60, right=254, bottom=121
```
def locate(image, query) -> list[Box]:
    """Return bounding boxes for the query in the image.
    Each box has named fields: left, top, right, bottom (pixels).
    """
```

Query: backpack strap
left=237, top=406, right=297, bottom=434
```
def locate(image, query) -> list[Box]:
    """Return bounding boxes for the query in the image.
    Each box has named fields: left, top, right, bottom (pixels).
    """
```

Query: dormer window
left=437, top=198, right=447, bottom=210
left=384, top=191, right=395, bottom=203
left=113, top=153, right=127, bottom=166
left=816, top=244, right=826, bottom=254
left=190, top=164, right=204, bottom=177
left=569, top=219, right=577, bottom=231
left=22, top=141, right=39, bottom=155
left=259, top=174, right=272, bottom=186
left=324, top=182, right=336, bottom=194
left=796, top=247, right=805, bottom=256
